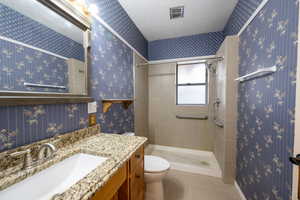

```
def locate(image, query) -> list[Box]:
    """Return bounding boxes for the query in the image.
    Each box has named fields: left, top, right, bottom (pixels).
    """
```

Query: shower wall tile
left=228, top=0, right=298, bottom=199
left=148, top=32, right=225, bottom=61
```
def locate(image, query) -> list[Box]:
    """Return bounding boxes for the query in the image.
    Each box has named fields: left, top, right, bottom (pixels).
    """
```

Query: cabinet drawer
left=130, top=162, right=144, bottom=200
left=130, top=146, right=144, bottom=173
left=90, top=163, right=127, bottom=200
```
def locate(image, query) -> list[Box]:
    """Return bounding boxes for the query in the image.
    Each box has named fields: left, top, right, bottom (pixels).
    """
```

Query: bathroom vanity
left=0, top=125, right=147, bottom=200
left=91, top=146, right=145, bottom=200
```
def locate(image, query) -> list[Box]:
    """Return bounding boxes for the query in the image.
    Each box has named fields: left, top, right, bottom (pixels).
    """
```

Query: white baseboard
left=235, top=181, right=247, bottom=200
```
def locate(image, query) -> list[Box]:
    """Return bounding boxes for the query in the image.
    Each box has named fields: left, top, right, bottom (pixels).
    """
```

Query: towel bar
left=176, top=115, right=208, bottom=120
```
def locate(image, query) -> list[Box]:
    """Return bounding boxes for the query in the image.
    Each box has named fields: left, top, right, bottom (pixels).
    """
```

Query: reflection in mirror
left=0, top=0, right=87, bottom=95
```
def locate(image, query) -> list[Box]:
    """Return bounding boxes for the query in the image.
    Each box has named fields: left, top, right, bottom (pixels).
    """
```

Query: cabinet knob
left=135, top=154, right=141, bottom=159
left=135, top=175, right=141, bottom=179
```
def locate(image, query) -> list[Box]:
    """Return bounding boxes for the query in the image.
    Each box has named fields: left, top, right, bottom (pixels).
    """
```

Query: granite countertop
left=0, top=133, right=147, bottom=200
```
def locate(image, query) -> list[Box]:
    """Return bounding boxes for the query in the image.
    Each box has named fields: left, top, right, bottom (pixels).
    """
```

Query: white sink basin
left=0, top=153, right=107, bottom=200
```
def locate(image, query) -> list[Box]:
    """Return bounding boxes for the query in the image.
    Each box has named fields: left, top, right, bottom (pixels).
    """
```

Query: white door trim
left=292, top=4, right=300, bottom=200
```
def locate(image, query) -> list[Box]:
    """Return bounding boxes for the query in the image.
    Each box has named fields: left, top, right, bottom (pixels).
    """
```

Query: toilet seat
left=144, top=155, right=170, bottom=173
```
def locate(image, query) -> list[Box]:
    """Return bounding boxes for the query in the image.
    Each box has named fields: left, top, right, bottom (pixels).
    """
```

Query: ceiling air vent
left=170, top=6, right=184, bottom=20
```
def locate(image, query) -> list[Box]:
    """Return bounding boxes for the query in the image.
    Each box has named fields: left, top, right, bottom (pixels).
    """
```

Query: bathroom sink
left=0, top=153, right=107, bottom=200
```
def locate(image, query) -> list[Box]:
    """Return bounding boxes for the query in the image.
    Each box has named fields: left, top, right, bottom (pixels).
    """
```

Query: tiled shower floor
left=145, top=145, right=241, bottom=200
left=145, top=144, right=222, bottom=177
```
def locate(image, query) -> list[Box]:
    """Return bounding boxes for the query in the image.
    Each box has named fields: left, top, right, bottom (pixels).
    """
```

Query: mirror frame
left=0, top=0, right=93, bottom=106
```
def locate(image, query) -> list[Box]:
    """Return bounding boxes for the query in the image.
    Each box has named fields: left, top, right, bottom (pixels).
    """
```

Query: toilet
left=144, top=155, right=170, bottom=200
left=121, top=132, right=170, bottom=200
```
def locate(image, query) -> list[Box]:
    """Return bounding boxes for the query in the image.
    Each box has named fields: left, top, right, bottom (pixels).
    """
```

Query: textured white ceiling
left=118, top=0, right=238, bottom=41
left=0, top=0, right=83, bottom=44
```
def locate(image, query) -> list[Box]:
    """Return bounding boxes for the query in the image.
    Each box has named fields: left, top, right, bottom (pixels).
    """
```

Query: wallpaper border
left=237, top=0, right=270, bottom=36
left=91, top=14, right=148, bottom=62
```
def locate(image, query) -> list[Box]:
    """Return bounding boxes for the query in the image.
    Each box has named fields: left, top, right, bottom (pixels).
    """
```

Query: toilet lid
left=144, top=155, right=170, bottom=173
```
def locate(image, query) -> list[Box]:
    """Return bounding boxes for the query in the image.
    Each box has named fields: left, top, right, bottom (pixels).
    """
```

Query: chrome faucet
left=10, top=149, right=32, bottom=170
left=38, top=143, right=57, bottom=161
left=10, top=143, right=57, bottom=170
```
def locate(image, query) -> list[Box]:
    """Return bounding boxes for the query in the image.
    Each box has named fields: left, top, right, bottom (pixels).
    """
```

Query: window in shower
left=176, top=62, right=207, bottom=105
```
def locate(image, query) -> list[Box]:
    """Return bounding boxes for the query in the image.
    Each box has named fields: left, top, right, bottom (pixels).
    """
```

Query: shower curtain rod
left=136, top=56, right=224, bottom=67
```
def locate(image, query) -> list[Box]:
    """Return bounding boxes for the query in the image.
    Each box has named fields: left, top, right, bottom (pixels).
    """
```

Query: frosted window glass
left=177, top=85, right=206, bottom=105
left=178, top=63, right=206, bottom=84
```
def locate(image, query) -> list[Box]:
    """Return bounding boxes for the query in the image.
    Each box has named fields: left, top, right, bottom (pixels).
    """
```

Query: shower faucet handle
left=213, top=98, right=221, bottom=106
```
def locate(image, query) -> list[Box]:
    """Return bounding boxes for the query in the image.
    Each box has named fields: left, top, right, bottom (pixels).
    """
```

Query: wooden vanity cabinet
left=129, top=146, right=144, bottom=200
left=90, top=145, right=145, bottom=200
left=90, top=163, right=127, bottom=200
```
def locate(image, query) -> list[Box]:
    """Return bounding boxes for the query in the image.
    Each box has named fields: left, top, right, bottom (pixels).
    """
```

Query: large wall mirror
left=0, top=0, right=92, bottom=105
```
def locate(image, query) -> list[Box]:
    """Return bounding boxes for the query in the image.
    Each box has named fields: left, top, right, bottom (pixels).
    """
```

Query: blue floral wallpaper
left=86, top=0, right=148, bottom=59
left=234, top=0, right=298, bottom=199
left=0, top=3, right=87, bottom=93
left=224, top=0, right=263, bottom=36
left=0, top=3, right=84, bottom=61
left=0, top=39, right=69, bottom=93
left=90, top=18, right=134, bottom=133
left=0, top=104, right=88, bottom=151
left=0, top=2, right=135, bottom=152
left=0, top=1, right=89, bottom=151
left=148, top=31, right=225, bottom=61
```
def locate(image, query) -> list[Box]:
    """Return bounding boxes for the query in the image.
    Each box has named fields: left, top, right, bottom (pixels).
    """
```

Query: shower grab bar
left=235, top=66, right=277, bottom=82
left=24, top=82, right=66, bottom=89
left=176, top=115, right=208, bottom=120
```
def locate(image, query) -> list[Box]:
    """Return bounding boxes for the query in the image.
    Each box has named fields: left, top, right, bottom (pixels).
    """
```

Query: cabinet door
left=91, top=164, right=127, bottom=200
left=111, top=193, right=119, bottom=200
left=130, top=161, right=144, bottom=200
left=130, top=146, right=144, bottom=173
